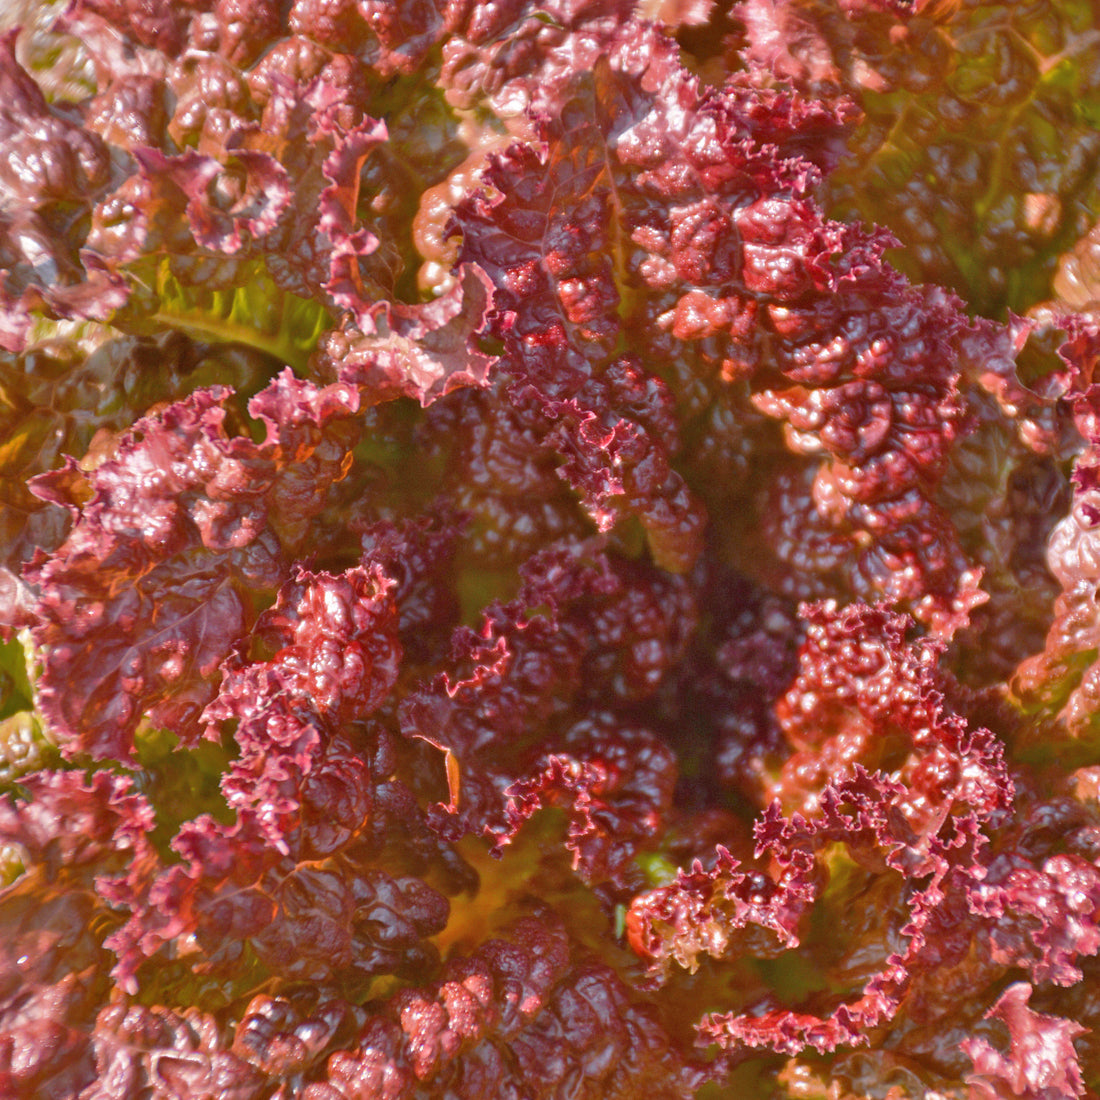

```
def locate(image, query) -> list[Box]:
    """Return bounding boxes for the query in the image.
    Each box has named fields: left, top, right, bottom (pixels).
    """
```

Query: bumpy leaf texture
left=100, top=560, right=461, bottom=999
left=721, top=0, right=1100, bottom=317
left=0, top=29, right=126, bottom=351
left=399, top=541, right=694, bottom=853
left=0, top=332, right=275, bottom=574
left=628, top=602, right=1016, bottom=1056
left=2, top=0, right=1100, bottom=1097
left=309, top=915, right=704, bottom=1100
left=455, top=20, right=996, bottom=628
left=1012, top=313, right=1100, bottom=741
left=0, top=770, right=156, bottom=1096
left=20, top=374, right=360, bottom=758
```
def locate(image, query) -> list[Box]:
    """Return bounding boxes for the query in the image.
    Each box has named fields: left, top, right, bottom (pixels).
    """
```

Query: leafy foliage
left=0, top=0, right=1099, bottom=1097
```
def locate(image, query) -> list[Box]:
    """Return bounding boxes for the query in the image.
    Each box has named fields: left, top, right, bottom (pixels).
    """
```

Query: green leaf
left=125, top=259, right=333, bottom=372
left=0, top=634, right=33, bottom=722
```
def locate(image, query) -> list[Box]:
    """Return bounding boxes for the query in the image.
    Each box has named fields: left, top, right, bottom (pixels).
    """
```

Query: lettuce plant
left=2, top=0, right=1100, bottom=1096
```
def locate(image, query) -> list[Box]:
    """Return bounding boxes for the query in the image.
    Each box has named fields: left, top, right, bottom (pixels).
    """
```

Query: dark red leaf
left=22, top=377, right=359, bottom=758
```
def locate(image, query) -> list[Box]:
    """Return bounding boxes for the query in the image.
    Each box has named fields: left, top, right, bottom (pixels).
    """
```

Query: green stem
left=148, top=306, right=322, bottom=373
